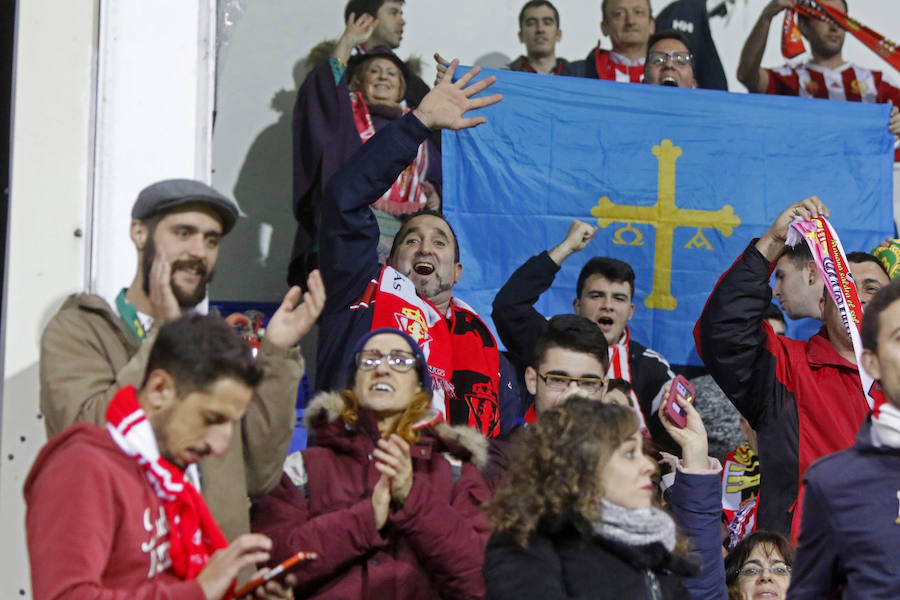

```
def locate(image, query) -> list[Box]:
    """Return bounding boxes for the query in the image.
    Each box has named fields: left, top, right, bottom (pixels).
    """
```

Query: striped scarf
left=786, top=217, right=885, bottom=414
left=105, top=386, right=231, bottom=595
left=608, top=328, right=649, bottom=431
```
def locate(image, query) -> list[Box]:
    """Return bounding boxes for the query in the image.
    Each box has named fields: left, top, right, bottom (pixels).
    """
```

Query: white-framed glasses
left=355, top=350, right=418, bottom=372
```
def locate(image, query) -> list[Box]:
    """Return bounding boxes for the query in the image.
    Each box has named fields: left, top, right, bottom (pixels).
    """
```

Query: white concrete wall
left=1, top=1, right=215, bottom=597
left=2, top=2, right=98, bottom=597
left=210, top=0, right=900, bottom=302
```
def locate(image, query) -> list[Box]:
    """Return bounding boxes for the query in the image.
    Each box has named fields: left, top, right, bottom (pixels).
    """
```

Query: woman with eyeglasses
left=724, top=531, right=793, bottom=600
left=251, top=328, right=491, bottom=600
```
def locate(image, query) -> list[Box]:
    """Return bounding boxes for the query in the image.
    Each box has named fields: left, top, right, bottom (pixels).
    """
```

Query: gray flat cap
left=132, top=179, right=240, bottom=234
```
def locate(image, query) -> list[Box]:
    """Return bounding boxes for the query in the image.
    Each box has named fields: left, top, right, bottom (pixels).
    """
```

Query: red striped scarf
left=360, top=266, right=502, bottom=437
left=787, top=217, right=885, bottom=414
left=608, top=328, right=649, bottom=432
left=105, top=386, right=231, bottom=595
left=593, top=46, right=644, bottom=83
left=782, top=0, right=900, bottom=71
left=350, top=92, right=429, bottom=216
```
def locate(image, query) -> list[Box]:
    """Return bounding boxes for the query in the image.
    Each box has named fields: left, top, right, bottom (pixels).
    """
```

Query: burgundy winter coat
left=251, top=391, right=491, bottom=600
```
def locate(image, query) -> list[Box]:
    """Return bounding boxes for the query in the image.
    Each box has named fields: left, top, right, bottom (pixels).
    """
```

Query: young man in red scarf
left=315, top=61, right=522, bottom=440
left=492, top=219, right=676, bottom=452
left=26, top=314, right=293, bottom=600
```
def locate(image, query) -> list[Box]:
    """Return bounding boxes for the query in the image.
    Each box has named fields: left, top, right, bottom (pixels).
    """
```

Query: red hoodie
left=24, top=423, right=206, bottom=600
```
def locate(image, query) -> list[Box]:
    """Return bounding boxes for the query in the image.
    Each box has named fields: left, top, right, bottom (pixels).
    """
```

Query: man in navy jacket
left=315, top=61, right=520, bottom=437
left=790, top=277, right=900, bottom=598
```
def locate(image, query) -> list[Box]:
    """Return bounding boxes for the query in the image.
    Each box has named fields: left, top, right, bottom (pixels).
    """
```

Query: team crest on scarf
left=394, top=306, right=433, bottom=349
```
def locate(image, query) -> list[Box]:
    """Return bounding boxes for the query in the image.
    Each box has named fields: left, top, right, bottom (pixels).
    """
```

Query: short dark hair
left=861, top=278, right=900, bottom=352
left=602, top=0, right=652, bottom=21
left=848, top=250, right=889, bottom=278
left=531, top=314, right=610, bottom=371
left=389, top=209, right=461, bottom=262
left=344, top=0, right=404, bottom=22
left=519, top=0, right=560, bottom=28
left=646, top=30, right=694, bottom=57
left=606, top=377, right=633, bottom=396
left=779, top=242, right=813, bottom=270
left=724, top=531, right=795, bottom=591
left=576, top=257, right=635, bottom=299
left=143, top=313, right=263, bottom=395
left=763, top=302, right=786, bottom=326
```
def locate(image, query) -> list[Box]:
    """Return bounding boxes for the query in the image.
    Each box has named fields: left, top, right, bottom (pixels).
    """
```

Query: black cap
left=131, top=179, right=241, bottom=234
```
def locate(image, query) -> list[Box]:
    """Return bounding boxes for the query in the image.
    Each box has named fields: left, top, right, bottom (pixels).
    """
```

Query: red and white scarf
left=350, top=91, right=429, bottom=216
left=608, top=328, right=649, bottom=431
left=593, top=46, right=644, bottom=83
left=354, top=265, right=502, bottom=437
left=787, top=217, right=885, bottom=413
left=781, top=0, right=900, bottom=72
left=105, top=386, right=231, bottom=593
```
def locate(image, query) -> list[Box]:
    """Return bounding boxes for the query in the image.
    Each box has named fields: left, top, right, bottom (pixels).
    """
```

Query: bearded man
left=39, top=178, right=325, bottom=541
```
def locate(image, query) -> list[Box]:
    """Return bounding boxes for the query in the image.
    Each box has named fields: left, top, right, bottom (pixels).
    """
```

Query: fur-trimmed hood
left=303, top=391, right=488, bottom=470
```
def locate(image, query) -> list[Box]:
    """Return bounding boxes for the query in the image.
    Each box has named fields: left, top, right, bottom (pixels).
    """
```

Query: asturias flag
left=442, top=67, right=894, bottom=366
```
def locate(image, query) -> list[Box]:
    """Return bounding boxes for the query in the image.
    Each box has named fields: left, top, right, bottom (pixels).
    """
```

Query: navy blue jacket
left=316, top=112, right=520, bottom=431
left=668, top=468, right=729, bottom=600
left=789, top=418, right=900, bottom=599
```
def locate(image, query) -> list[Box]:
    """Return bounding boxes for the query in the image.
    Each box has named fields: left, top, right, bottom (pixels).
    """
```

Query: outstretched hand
left=658, top=384, right=709, bottom=470
left=265, top=270, right=326, bottom=349
left=413, top=59, right=502, bottom=131
left=340, top=12, right=377, bottom=50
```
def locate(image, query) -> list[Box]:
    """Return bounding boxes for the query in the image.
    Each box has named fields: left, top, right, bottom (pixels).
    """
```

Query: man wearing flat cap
left=39, top=179, right=326, bottom=541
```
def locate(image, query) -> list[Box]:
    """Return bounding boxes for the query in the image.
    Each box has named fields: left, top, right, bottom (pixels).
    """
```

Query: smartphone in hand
left=662, top=375, right=694, bottom=429
left=233, top=551, right=318, bottom=597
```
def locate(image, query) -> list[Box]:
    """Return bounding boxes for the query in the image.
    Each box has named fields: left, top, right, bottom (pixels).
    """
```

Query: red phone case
left=663, top=376, right=694, bottom=428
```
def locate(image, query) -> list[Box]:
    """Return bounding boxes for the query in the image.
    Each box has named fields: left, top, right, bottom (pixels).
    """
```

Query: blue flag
left=442, top=67, right=894, bottom=366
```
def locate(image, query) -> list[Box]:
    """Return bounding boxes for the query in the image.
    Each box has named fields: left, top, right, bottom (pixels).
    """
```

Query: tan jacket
left=39, top=293, right=304, bottom=541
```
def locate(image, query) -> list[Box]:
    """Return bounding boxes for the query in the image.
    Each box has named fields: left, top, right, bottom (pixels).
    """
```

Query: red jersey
left=765, top=61, right=900, bottom=105
left=765, top=62, right=900, bottom=160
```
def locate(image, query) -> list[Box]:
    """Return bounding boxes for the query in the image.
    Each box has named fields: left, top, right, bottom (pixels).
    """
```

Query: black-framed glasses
left=737, top=563, right=792, bottom=578
left=355, top=349, right=418, bottom=372
left=537, top=372, right=607, bottom=395
left=646, top=51, right=694, bottom=67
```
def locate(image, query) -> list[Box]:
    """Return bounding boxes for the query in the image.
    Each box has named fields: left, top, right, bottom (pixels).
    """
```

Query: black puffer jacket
left=484, top=511, right=696, bottom=600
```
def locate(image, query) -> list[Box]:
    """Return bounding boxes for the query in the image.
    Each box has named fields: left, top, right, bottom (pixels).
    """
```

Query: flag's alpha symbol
left=591, top=139, right=741, bottom=311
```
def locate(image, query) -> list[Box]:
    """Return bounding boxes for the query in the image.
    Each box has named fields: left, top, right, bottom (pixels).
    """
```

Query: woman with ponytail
left=251, top=328, right=490, bottom=600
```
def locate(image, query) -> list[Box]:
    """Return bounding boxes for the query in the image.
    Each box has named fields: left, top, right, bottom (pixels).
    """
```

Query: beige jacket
left=39, top=293, right=303, bottom=541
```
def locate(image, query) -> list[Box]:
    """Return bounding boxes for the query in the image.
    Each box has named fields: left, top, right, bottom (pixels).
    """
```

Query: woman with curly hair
left=484, top=396, right=728, bottom=599
left=252, top=328, right=490, bottom=599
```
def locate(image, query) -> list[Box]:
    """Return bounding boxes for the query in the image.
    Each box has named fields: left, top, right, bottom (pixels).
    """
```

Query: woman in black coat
left=483, top=399, right=699, bottom=600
